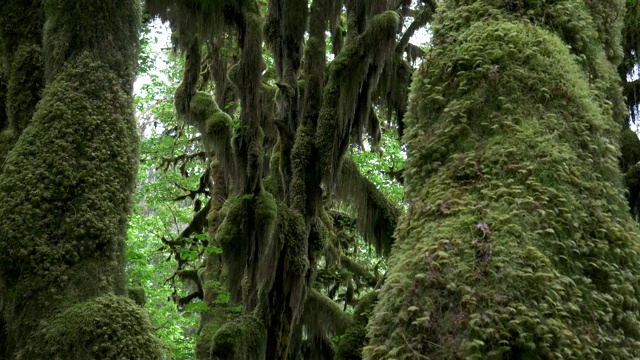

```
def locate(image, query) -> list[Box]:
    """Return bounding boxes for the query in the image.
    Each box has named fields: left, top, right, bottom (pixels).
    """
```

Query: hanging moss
left=301, top=289, right=353, bottom=342
left=337, top=157, right=399, bottom=256
left=366, top=2, right=640, bottom=358
left=315, top=10, right=400, bottom=187
left=25, top=294, right=165, bottom=360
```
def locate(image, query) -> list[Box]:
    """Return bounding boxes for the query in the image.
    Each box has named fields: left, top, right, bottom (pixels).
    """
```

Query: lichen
left=365, top=2, right=640, bottom=358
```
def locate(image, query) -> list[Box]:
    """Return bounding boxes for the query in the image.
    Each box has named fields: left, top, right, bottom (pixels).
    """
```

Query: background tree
left=138, top=0, right=437, bottom=359
left=366, top=0, right=640, bottom=358
left=0, top=1, right=163, bottom=358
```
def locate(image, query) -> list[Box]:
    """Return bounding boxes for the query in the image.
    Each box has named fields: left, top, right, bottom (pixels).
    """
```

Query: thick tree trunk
left=366, top=1, right=640, bottom=359
left=0, top=1, right=163, bottom=358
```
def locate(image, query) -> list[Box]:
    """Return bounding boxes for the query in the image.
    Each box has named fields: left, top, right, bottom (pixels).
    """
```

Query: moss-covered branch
left=316, top=10, right=400, bottom=187
left=337, top=157, right=400, bottom=256
left=300, top=288, right=353, bottom=341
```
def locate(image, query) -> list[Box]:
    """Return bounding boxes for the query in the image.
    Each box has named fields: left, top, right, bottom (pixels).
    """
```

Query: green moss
left=0, top=53, right=139, bottom=353
left=255, top=190, right=277, bottom=243
left=336, top=327, right=367, bottom=360
left=26, top=294, right=164, bottom=360
left=366, top=7, right=640, bottom=359
left=287, top=211, right=310, bottom=276
left=128, top=286, right=147, bottom=307
left=335, top=291, right=377, bottom=360
left=0, top=129, right=15, bottom=168
left=191, top=90, right=219, bottom=116
left=43, top=0, right=141, bottom=87
left=190, top=90, right=233, bottom=136
left=315, top=10, right=400, bottom=186
left=210, top=315, right=266, bottom=360
left=5, top=44, right=43, bottom=135
left=208, top=112, right=232, bottom=136
left=0, top=1, right=44, bottom=137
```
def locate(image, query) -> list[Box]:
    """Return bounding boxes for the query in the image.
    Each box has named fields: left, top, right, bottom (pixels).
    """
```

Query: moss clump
left=26, top=294, right=164, bottom=360
left=215, top=202, right=246, bottom=299
left=189, top=91, right=233, bottom=172
left=43, top=0, right=141, bottom=87
left=210, top=315, right=266, bottom=360
left=366, top=4, right=640, bottom=358
left=255, top=190, right=277, bottom=244
left=335, top=291, right=378, bottom=360
left=128, top=286, right=147, bottom=307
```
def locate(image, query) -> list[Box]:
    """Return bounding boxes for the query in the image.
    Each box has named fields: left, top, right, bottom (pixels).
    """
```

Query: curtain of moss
left=147, top=0, right=404, bottom=358
left=366, top=1, right=640, bottom=359
left=0, top=0, right=163, bottom=358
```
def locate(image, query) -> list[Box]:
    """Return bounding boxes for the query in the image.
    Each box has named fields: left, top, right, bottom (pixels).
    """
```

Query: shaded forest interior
left=0, top=0, right=640, bottom=359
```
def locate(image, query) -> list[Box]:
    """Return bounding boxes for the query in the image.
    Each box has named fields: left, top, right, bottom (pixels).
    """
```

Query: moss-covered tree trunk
left=366, top=1, right=640, bottom=359
left=0, top=0, right=44, bottom=169
left=0, top=1, right=163, bottom=358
